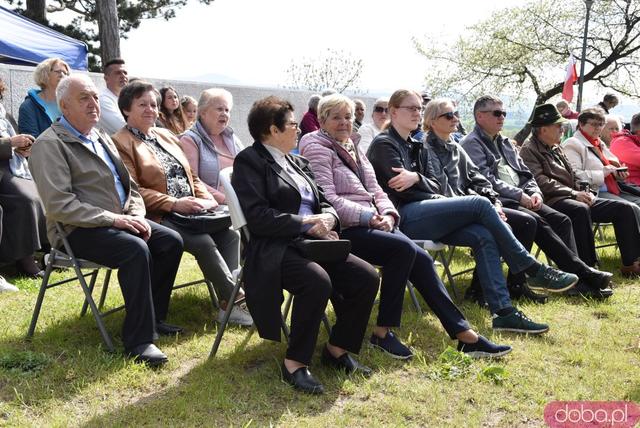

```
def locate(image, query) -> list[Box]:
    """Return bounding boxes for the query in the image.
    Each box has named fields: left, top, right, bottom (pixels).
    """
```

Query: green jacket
left=29, top=122, right=145, bottom=247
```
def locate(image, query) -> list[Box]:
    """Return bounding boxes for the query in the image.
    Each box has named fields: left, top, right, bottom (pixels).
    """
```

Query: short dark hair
left=118, top=80, right=155, bottom=120
left=103, top=58, right=125, bottom=74
left=247, top=96, right=294, bottom=141
left=603, top=93, right=619, bottom=104
left=473, top=95, right=503, bottom=119
left=631, top=113, right=640, bottom=134
left=577, top=107, right=606, bottom=126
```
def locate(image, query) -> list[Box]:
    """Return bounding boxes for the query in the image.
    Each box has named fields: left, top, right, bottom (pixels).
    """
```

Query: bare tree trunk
left=24, top=0, right=46, bottom=24
left=96, top=0, right=120, bottom=65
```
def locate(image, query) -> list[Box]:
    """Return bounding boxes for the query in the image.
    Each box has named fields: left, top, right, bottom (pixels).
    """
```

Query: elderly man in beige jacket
left=29, top=74, right=184, bottom=366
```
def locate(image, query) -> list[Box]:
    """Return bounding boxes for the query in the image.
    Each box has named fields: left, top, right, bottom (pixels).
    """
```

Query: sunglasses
left=438, top=111, right=460, bottom=120
left=374, top=106, right=389, bottom=113
left=481, top=109, right=508, bottom=118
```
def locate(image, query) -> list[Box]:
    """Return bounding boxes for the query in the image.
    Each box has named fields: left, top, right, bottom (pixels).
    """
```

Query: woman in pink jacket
left=299, top=94, right=511, bottom=360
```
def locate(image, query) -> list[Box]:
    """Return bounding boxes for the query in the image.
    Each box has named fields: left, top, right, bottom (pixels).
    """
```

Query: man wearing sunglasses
left=462, top=96, right=614, bottom=299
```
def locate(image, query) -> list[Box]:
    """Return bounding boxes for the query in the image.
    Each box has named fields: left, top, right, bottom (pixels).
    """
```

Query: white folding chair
left=210, top=167, right=290, bottom=358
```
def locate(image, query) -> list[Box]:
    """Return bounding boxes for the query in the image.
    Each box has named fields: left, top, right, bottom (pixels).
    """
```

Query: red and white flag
left=562, top=53, right=578, bottom=102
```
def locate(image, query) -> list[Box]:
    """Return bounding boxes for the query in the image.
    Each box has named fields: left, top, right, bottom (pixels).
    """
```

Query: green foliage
left=284, top=48, right=365, bottom=94
left=478, top=366, right=508, bottom=385
left=429, top=346, right=473, bottom=380
left=0, top=350, right=51, bottom=374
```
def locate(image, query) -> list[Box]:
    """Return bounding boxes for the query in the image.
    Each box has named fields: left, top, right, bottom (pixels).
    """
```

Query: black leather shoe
left=156, top=321, right=184, bottom=336
left=566, top=281, right=613, bottom=299
left=582, top=268, right=614, bottom=290
left=281, top=363, right=324, bottom=394
left=126, top=343, right=168, bottom=367
left=321, top=346, right=372, bottom=377
left=464, top=284, right=488, bottom=308
left=509, top=283, right=548, bottom=304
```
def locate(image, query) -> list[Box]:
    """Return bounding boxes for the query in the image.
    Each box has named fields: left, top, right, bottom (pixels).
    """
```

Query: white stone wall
left=0, top=63, right=379, bottom=146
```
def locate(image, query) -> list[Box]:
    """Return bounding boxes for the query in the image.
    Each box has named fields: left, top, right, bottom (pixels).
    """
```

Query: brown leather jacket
left=111, top=126, right=212, bottom=222
left=519, top=135, right=578, bottom=206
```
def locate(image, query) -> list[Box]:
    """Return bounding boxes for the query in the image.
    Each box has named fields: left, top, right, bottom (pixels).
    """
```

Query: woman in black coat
left=232, top=96, right=379, bottom=395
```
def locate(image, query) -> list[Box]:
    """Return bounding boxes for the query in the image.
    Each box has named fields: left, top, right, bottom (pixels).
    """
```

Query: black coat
left=231, top=141, right=339, bottom=341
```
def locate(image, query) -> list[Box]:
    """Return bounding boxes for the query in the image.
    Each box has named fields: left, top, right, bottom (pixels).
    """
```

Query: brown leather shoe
left=621, top=261, right=640, bottom=277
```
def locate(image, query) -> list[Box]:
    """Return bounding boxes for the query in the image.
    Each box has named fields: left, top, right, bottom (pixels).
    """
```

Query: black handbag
left=293, top=238, right=351, bottom=263
left=167, top=211, right=232, bottom=234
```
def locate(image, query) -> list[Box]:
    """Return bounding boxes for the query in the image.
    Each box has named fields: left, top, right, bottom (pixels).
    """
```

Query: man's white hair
left=55, top=74, right=95, bottom=109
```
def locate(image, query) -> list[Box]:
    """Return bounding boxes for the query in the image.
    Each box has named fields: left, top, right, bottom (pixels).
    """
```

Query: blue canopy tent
left=0, top=5, right=88, bottom=70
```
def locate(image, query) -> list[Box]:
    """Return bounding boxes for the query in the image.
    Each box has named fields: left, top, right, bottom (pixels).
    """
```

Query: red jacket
left=610, top=130, right=640, bottom=185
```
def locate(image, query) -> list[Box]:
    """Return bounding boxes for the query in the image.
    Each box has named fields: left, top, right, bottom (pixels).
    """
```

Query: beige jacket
left=29, top=122, right=145, bottom=246
left=562, top=129, right=620, bottom=192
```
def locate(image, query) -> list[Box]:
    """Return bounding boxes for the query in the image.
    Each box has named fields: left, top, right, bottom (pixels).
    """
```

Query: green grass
left=1, top=235, right=639, bottom=427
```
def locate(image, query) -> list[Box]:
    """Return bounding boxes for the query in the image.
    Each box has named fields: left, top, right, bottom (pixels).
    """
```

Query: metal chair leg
left=71, top=262, right=115, bottom=352
left=209, top=277, right=243, bottom=358
left=98, top=269, right=112, bottom=310
left=80, top=269, right=99, bottom=317
left=26, top=259, right=55, bottom=338
left=406, top=281, right=423, bottom=315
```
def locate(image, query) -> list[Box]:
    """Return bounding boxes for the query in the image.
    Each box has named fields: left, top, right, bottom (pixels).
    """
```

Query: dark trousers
left=341, top=227, right=469, bottom=338
left=280, top=247, right=378, bottom=365
left=504, top=204, right=590, bottom=276
left=66, top=221, right=184, bottom=350
left=551, top=197, right=640, bottom=266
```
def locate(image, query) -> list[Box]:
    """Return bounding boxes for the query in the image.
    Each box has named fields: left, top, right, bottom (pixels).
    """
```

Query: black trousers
left=280, top=247, right=378, bottom=365
left=66, top=221, right=184, bottom=350
left=341, top=227, right=469, bottom=338
left=504, top=204, right=591, bottom=276
left=551, top=197, right=640, bottom=266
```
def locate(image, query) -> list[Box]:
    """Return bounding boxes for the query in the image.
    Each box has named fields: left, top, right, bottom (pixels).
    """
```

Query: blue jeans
left=399, top=196, right=538, bottom=312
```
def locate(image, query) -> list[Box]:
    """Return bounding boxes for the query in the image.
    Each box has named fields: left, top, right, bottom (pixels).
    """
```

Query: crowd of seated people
left=3, top=56, right=640, bottom=395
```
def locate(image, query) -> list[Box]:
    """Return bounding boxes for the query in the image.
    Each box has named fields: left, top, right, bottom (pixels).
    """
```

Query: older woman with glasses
left=368, top=90, right=578, bottom=337
left=357, top=97, right=389, bottom=154
left=300, top=93, right=511, bottom=359
left=180, top=88, right=243, bottom=204
left=111, top=81, right=252, bottom=328
left=232, top=95, right=379, bottom=394
left=18, top=57, right=70, bottom=138
left=562, top=107, right=640, bottom=210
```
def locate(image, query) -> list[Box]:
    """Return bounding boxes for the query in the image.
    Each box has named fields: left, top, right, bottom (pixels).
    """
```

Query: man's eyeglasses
left=438, top=111, right=460, bottom=120
left=398, top=106, right=424, bottom=114
left=374, top=106, right=389, bottom=113
left=481, top=109, right=507, bottom=118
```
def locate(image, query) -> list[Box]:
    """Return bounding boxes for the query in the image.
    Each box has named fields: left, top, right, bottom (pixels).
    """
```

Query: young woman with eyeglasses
left=357, top=97, right=389, bottom=154
left=368, top=91, right=578, bottom=336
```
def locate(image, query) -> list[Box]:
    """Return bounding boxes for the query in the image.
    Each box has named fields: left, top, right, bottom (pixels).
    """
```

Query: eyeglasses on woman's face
left=397, top=105, right=424, bottom=114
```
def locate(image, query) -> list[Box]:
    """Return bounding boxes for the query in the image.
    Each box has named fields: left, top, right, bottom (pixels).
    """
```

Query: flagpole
left=576, top=0, right=594, bottom=112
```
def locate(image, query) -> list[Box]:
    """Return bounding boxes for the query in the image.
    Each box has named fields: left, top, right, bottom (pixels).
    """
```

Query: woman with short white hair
left=180, top=88, right=243, bottom=204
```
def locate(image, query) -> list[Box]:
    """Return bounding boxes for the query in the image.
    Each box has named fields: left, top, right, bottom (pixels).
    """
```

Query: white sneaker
left=0, top=276, right=19, bottom=292
left=217, top=303, right=253, bottom=326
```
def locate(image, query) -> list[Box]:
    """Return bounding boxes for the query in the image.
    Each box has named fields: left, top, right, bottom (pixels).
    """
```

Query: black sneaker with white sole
left=457, top=335, right=512, bottom=358
left=369, top=330, right=413, bottom=359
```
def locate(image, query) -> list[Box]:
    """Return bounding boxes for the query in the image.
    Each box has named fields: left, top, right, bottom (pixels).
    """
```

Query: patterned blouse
left=127, top=126, right=192, bottom=198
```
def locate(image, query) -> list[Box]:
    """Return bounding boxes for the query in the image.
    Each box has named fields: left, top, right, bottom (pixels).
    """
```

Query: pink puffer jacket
left=299, top=130, right=399, bottom=229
